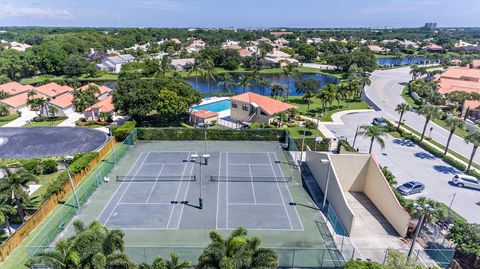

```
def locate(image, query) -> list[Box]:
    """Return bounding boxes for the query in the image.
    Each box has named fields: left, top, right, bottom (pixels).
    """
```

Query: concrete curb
left=324, top=109, right=376, bottom=125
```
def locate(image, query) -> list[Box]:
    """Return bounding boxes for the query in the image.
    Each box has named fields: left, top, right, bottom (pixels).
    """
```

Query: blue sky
left=0, top=0, right=478, bottom=28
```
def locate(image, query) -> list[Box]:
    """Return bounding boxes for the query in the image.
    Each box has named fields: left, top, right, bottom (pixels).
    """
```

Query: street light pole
left=109, top=125, right=116, bottom=163
left=321, top=159, right=331, bottom=210
left=407, top=203, right=433, bottom=261
left=204, top=124, right=207, bottom=154
left=63, top=156, right=80, bottom=209
left=300, top=125, right=306, bottom=163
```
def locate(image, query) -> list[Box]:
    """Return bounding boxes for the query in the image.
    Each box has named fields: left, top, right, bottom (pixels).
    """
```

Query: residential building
left=171, top=58, right=195, bottom=71
left=238, top=49, right=253, bottom=57
left=77, top=83, right=112, bottom=100
left=230, top=92, right=296, bottom=124
left=170, top=38, right=182, bottom=44
left=95, top=54, right=135, bottom=73
left=190, top=109, right=218, bottom=126
left=263, top=49, right=298, bottom=67
left=368, top=45, right=390, bottom=54
left=436, top=67, right=480, bottom=95
left=423, top=43, right=444, bottom=52
left=0, top=40, right=31, bottom=51
left=48, top=92, right=75, bottom=116
left=35, top=82, right=73, bottom=99
left=273, top=38, right=289, bottom=49
left=222, top=40, right=242, bottom=50
left=0, top=82, right=34, bottom=97
left=270, top=31, right=293, bottom=37
left=0, top=91, right=44, bottom=114
left=462, top=99, right=480, bottom=120
left=470, top=60, right=480, bottom=69
left=83, top=95, right=115, bottom=122
left=125, top=43, right=150, bottom=52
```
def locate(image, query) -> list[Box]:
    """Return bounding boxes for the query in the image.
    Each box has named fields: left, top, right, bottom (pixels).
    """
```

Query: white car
left=451, top=174, right=480, bottom=190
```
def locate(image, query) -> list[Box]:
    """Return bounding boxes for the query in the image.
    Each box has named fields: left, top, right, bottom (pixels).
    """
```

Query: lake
left=185, top=73, right=339, bottom=96
left=376, top=56, right=432, bottom=66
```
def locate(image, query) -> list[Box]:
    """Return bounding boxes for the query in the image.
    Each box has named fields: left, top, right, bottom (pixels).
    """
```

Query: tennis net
left=210, top=175, right=292, bottom=183
left=116, top=175, right=196, bottom=182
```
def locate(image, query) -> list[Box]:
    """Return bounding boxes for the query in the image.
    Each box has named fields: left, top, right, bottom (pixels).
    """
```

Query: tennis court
left=97, top=150, right=303, bottom=231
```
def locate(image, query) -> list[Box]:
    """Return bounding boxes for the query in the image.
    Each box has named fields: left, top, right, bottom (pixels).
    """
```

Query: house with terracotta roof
left=368, top=45, right=390, bottom=54
left=83, top=95, right=115, bottom=121
left=230, top=92, right=296, bottom=124
left=462, top=99, right=480, bottom=120
left=77, top=83, right=112, bottom=100
left=48, top=92, right=75, bottom=116
left=0, top=91, right=44, bottom=114
left=0, top=82, right=34, bottom=97
left=35, top=82, right=73, bottom=98
left=190, top=109, right=219, bottom=126
left=423, top=43, right=444, bottom=52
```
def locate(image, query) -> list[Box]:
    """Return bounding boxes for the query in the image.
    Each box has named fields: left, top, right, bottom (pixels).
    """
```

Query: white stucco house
left=95, top=54, right=135, bottom=73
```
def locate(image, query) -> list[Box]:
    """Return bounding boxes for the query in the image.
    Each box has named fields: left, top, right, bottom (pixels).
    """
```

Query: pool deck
left=192, top=97, right=231, bottom=120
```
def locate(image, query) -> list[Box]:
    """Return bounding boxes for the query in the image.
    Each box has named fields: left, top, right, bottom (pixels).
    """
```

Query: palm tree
left=409, top=65, right=421, bottom=81
left=198, top=59, right=216, bottom=94
left=394, top=103, right=411, bottom=130
left=197, top=227, right=278, bottom=269
left=0, top=196, right=15, bottom=236
left=217, top=73, right=236, bottom=93
left=29, top=239, right=81, bottom=269
left=0, top=167, right=37, bottom=222
left=357, top=124, right=388, bottom=153
left=464, top=130, right=480, bottom=171
left=0, top=103, right=9, bottom=116
left=444, top=117, right=465, bottom=156
left=165, top=253, right=190, bottom=269
left=270, top=84, right=283, bottom=99
left=417, top=105, right=443, bottom=141
left=238, top=75, right=251, bottom=93
left=322, top=84, right=337, bottom=109
left=160, top=56, right=173, bottom=75
left=188, top=55, right=202, bottom=88
left=48, top=106, right=58, bottom=118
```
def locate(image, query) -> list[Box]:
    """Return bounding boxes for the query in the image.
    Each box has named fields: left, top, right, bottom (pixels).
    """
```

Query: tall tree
left=395, top=103, right=411, bottom=130
left=270, top=84, right=283, bottom=99
left=217, top=73, right=236, bottom=94
left=464, top=130, right=480, bottom=171
left=0, top=167, right=37, bottom=222
left=0, top=196, right=15, bottom=236
left=417, top=105, right=443, bottom=141
left=198, top=59, right=216, bottom=94
left=358, top=124, right=388, bottom=153
left=295, top=79, right=321, bottom=110
left=444, top=117, right=465, bottom=156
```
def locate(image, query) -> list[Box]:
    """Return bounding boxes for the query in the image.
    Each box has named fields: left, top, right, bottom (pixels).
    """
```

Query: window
left=231, top=102, right=237, bottom=108
left=242, top=104, right=249, bottom=111
left=260, top=110, right=268, bottom=116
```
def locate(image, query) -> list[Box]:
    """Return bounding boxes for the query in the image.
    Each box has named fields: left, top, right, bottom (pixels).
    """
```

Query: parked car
left=451, top=174, right=480, bottom=190
left=397, top=181, right=425, bottom=196
left=372, top=117, right=388, bottom=127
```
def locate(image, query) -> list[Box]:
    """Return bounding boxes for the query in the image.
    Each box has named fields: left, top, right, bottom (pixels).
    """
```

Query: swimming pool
left=192, top=99, right=231, bottom=112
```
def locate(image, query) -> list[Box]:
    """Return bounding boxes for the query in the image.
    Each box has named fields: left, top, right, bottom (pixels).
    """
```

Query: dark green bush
left=293, top=137, right=331, bottom=151
left=137, top=128, right=286, bottom=142
left=345, top=259, right=387, bottom=269
left=42, top=159, right=58, bottom=174
left=337, top=139, right=357, bottom=152
left=43, top=152, right=98, bottom=199
left=22, top=159, right=42, bottom=175
left=112, top=120, right=136, bottom=141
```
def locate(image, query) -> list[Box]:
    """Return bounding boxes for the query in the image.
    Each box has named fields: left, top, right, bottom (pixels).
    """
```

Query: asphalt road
left=364, top=67, right=480, bottom=165
left=325, top=112, right=480, bottom=224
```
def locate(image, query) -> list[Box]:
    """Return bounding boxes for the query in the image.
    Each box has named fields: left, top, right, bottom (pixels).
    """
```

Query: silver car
left=451, top=175, right=480, bottom=190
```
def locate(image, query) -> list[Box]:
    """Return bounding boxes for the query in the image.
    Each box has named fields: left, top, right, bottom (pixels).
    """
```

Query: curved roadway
left=0, top=127, right=108, bottom=158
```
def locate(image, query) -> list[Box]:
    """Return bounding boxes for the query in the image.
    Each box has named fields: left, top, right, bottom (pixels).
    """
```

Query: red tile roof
left=424, top=44, right=444, bottom=50
left=440, top=67, right=480, bottom=81
left=0, top=82, right=34, bottom=96
left=0, top=91, right=43, bottom=108
left=437, top=78, right=480, bottom=94
left=35, top=82, right=73, bottom=98
left=231, top=92, right=296, bottom=115
left=77, top=83, right=112, bottom=97
left=238, top=49, right=252, bottom=57
left=85, top=95, right=114, bottom=113
left=49, top=92, right=74, bottom=109
left=192, top=109, right=218, bottom=119
left=463, top=99, right=480, bottom=110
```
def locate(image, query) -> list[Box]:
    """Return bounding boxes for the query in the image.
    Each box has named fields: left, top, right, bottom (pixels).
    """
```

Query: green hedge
left=112, top=120, right=136, bottom=141
left=293, top=137, right=331, bottom=151
left=137, top=127, right=286, bottom=142
left=337, top=139, right=357, bottom=152
left=43, top=152, right=98, bottom=199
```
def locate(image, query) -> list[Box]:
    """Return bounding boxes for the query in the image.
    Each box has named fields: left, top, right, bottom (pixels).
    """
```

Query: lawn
left=29, top=171, right=63, bottom=209
left=0, top=114, right=20, bottom=126
left=284, top=96, right=370, bottom=122
left=20, top=73, right=119, bottom=85
left=23, top=119, right=65, bottom=127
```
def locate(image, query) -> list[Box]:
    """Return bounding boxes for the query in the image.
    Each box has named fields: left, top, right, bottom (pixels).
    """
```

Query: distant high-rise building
left=424, top=23, right=437, bottom=29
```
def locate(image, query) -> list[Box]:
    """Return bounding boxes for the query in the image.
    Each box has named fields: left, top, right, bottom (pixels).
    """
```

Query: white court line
left=118, top=202, right=172, bottom=205
left=96, top=152, right=146, bottom=221
left=166, top=151, right=191, bottom=228
left=215, top=152, right=222, bottom=229
left=145, top=163, right=165, bottom=203
left=143, top=162, right=191, bottom=165
left=228, top=163, right=271, bottom=166
left=226, top=152, right=229, bottom=229
left=104, top=152, right=151, bottom=225
left=273, top=152, right=304, bottom=231
left=248, top=164, right=257, bottom=204
left=216, top=227, right=304, bottom=231
left=267, top=152, right=293, bottom=230
left=228, top=202, right=284, bottom=206
left=176, top=155, right=196, bottom=229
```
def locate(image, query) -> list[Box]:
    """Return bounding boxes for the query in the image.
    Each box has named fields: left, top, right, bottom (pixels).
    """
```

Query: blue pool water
left=192, top=99, right=231, bottom=112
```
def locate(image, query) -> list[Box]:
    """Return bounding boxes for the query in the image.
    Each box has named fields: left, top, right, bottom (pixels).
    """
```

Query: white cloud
left=138, top=0, right=191, bottom=12
left=0, top=4, right=73, bottom=19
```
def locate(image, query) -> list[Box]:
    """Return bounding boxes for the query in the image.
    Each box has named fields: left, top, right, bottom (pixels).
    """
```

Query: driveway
left=325, top=112, right=480, bottom=224
left=3, top=108, right=37, bottom=127
left=57, top=112, right=83, bottom=127
left=0, top=127, right=108, bottom=158
left=365, top=67, right=480, bottom=165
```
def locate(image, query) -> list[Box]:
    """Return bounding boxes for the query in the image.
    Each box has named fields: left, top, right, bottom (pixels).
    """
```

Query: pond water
left=184, top=73, right=339, bottom=96
left=376, top=56, right=431, bottom=66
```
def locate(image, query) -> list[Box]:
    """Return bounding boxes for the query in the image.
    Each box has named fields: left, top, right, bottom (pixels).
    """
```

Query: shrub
left=137, top=128, right=286, bottom=142
left=42, top=159, right=58, bottom=174
left=112, top=120, right=136, bottom=141
left=337, top=139, right=357, bottom=152
left=380, top=166, right=397, bottom=186
left=345, top=259, right=387, bottom=269
left=22, top=159, right=42, bottom=175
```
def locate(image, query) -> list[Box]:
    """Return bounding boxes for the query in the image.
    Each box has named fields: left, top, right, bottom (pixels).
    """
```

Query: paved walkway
left=3, top=108, right=36, bottom=127
left=57, top=112, right=83, bottom=127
